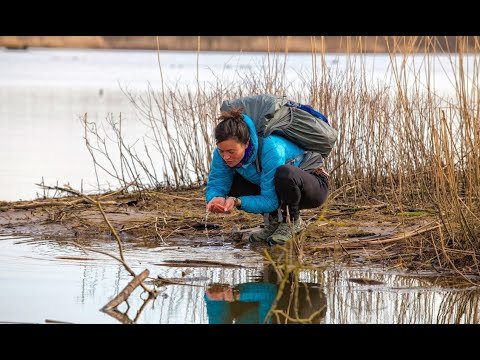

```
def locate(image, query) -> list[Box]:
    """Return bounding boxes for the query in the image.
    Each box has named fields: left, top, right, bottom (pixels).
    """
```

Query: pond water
left=1, top=234, right=478, bottom=324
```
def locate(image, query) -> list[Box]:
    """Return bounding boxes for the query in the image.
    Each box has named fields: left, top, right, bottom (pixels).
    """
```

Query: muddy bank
left=1, top=187, right=455, bottom=275
left=0, top=187, right=258, bottom=243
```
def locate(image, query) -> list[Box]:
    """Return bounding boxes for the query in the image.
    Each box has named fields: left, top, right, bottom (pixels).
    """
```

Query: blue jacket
left=204, top=283, right=277, bottom=324
left=206, top=114, right=305, bottom=213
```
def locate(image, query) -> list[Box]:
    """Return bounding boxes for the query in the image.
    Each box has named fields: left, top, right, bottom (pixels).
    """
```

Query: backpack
left=220, top=94, right=338, bottom=172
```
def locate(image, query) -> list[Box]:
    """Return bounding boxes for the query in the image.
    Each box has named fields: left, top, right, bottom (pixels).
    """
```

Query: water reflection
left=204, top=264, right=327, bottom=324
left=1, top=234, right=479, bottom=324
left=324, top=268, right=480, bottom=324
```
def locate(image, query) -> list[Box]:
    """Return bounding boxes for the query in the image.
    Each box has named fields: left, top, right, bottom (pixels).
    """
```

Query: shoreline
left=0, top=36, right=475, bottom=53
left=2, top=187, right=467, bottom=279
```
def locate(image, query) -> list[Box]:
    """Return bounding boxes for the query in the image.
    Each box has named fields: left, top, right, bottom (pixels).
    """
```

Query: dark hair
left=215, top=107, right=250, bottom=145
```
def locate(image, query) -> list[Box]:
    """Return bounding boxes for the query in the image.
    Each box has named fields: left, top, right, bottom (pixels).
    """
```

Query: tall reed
left=83, top=36, right=479, bottom=271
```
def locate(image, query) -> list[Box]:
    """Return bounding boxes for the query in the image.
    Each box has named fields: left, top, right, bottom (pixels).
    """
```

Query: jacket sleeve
left=205, top=149, right=235, bottom=203
left=238, top=138, right=286, bottom=213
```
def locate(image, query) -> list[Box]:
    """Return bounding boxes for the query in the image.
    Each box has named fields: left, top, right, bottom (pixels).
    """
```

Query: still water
left=1, top=233, right=478, bottom=324
left=0, top=47, right=472, bottom=201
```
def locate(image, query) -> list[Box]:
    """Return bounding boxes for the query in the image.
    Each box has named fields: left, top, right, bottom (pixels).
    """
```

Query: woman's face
left=217, top=139, right=248, bottom=167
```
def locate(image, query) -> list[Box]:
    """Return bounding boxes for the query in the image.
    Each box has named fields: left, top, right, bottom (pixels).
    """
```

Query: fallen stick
left=66, top=241, right=152, bottom=294
left=1, top=198, right=85, bottom=210
left=156, top=259, right=244, bottom=268
left=101, top=269, right=150, bottom=311
left=155, top=192, right=204, bottom=202
left=102, top=309, right=134, bottom=324
left=311, top=222, right=441, bottom=250
left=44, top=319, right=74, bottom=324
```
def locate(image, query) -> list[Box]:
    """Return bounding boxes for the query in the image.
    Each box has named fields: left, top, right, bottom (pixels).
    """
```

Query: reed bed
left=81, top=36, right=480, bottom=275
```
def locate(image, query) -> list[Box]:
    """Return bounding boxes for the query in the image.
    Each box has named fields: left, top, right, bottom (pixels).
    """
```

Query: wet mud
left=0, top=187, right=457, bottom=274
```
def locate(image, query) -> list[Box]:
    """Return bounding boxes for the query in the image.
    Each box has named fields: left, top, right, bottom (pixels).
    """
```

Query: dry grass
left=80, top=36, right=480, bottom=276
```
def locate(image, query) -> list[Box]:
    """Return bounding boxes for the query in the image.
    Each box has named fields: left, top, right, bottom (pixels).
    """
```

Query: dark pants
left=228, top=164, right=329, bottom=222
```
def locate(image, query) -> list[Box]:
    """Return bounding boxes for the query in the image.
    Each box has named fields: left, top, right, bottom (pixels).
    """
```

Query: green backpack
left=220, top=94, right=338, bottom=172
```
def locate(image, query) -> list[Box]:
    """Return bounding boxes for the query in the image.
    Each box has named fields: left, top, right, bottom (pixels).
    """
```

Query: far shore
left=0, top=36, right=475, bottom=53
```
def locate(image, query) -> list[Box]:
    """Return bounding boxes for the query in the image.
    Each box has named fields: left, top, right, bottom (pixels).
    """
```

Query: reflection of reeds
left=82, top=36, right=479, bottom=272
left=263, top=230, right=328, bottom=324
left=324, top=267, right=480, bottom=324
left=437, top=289, right=480, bottom=324
left=266, top=266, right=328, bottom=324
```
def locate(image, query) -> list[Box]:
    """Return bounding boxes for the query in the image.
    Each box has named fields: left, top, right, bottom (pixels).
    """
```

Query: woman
left=205, top=108, right=329, bottom=245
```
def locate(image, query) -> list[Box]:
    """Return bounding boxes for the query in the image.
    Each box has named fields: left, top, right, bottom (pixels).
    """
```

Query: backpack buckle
left=312, top=167, right=329, bottom=178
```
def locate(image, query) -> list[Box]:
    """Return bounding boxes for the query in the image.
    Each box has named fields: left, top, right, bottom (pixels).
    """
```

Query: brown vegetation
left=0, top=36, right=477, bottom=52
left=1, top=186, right=476, bottom=281
left=78, top=36, right=480, bottom=280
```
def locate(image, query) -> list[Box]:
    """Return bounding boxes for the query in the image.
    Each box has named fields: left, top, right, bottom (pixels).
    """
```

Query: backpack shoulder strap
left=255, top=136, right=263, bottom=173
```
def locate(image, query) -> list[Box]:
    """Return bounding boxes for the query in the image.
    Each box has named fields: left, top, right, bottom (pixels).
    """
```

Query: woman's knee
left=274, top=165, right=295, bottom=186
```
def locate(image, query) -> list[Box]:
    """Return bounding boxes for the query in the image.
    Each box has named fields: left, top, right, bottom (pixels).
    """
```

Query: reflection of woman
left=204, top=283, right=277, bottom=324
left=204, top=265, right=327, bottom=324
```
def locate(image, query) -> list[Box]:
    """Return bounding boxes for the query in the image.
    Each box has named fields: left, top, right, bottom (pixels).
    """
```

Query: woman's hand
left=224, top=197, right=237, bottom=213
left=206, top=284, right=234, bottom=302
left=206, top=197, right=227, bottom=213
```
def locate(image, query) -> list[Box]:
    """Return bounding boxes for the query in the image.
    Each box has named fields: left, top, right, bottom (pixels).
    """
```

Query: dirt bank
left=0, top=186, right=452, bottom=275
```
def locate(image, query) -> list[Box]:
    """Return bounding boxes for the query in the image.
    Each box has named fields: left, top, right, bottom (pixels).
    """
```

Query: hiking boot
left=249, top=215, right=280, bottom=243
left=267, top=218, right=304, bottom=245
